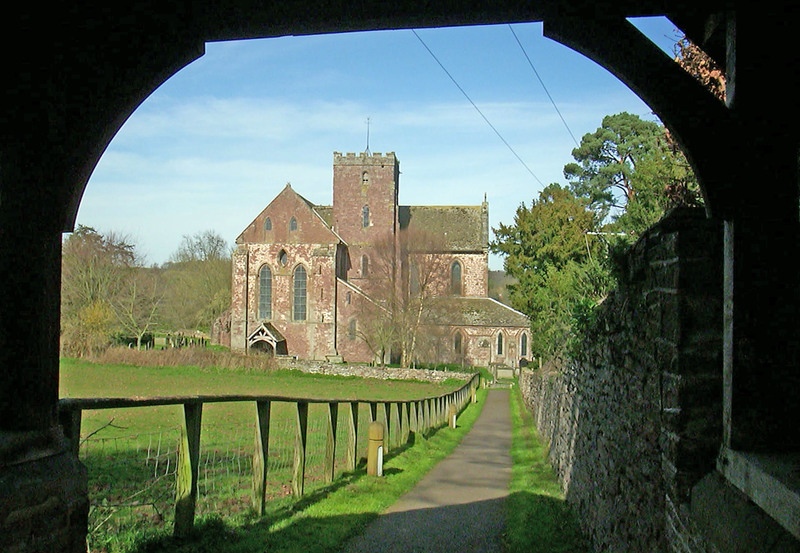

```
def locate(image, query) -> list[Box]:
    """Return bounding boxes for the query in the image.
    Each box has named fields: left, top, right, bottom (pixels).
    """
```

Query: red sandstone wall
left=332, top=152, right=399, bottom=284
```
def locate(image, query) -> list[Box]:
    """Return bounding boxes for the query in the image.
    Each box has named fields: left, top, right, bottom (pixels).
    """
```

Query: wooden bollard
left=367, top=421, right=384, bottom=476
left=448, top=403, right=457, bottom=429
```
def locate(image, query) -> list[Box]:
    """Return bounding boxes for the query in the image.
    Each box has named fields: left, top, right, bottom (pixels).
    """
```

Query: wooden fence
left=58, top=373, right=480, bottom=537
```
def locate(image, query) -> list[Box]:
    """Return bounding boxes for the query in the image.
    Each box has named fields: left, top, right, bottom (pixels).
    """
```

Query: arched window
left=521, top=333, right=528, bottom=357
left=258, top=265, right=272, bottom=320
left=293, top=265, right=307, bottom=321
left=264, top=217, right=272, bottom=231
left=454, top=333, right=463, bottom=355
left=362, top=205, right=370, bottom=228
left=450, top=260, right=462, bottom=295
left=289, top=217, right=297, bottom=231
left=362, top=171, right=369, bottom=186
left=361, top=255, right=369, bottom=276
left=348, top=319, right=357, bottom=340
left=497, top=332, right=504, bottom=355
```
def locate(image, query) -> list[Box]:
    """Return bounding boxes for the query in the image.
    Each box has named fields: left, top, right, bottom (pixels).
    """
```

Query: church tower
left=331, top=151, right=400, bottom=284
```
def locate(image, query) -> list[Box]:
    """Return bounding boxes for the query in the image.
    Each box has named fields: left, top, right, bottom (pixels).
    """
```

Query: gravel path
left=340, top=389, right=512, bottom=552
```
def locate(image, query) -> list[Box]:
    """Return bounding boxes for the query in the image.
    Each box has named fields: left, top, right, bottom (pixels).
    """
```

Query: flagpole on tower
left=365, top=116, right=371, bottom=155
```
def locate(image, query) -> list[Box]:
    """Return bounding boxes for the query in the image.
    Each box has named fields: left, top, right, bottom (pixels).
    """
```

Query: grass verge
left=129, top=387, right=489, bottom=553
left=504, top=385, right=589, bottom=553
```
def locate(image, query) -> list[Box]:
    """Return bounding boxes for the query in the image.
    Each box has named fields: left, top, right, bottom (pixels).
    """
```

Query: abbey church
left=218, top=151, right=530, bottom=367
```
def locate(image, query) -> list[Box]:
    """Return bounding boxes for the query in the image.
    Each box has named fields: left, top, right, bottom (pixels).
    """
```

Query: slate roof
left=424, top=297, right=530, bottom=328
left=398, top=205, right=487, bottom=252
left=314, top=205, right=333, bottom=227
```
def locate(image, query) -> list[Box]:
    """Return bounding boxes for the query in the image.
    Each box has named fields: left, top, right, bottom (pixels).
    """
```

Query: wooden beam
left=292, top=402, right=309, bottom=497
left=251, top=400, right=271, bottom=515
left=346, top=402, right=359, bottom=471
left=324, top=402, right=338, bottom=483
left=59, top=408, right=82, bottom=458
left=175, top=403, right=202, bottom=537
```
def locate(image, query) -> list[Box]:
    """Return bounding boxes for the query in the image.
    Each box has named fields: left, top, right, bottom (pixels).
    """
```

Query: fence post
left=324, top=402, right=338, bottom=483
left=292, top=401, right=309, bottom=497
left=59, top=408, right=82, bottom=458
left=390, top=403, right=400, bottom=449
left=175, top=402, right=202, bottom=537
left=424, top=399, right=432, bottom=432
left=252, top=400, right=271, bottom=515
left=346, top=402, right=359, bottom=471
left=380, top=403, right=390, bottom=452
left=400, top=402, right=410, bottom=445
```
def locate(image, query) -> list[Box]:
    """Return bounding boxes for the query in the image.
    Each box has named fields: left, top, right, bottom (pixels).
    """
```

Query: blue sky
left=77, top=17, right=680, bottom=270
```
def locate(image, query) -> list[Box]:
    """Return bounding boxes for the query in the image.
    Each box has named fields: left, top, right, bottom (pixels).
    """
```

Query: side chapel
left=219, top=151, right=530, bottom=367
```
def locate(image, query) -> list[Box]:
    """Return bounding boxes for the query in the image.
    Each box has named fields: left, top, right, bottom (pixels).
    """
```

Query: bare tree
left=112, top=267, right=165, bottom=349
left=359, top=228, right=450, bottom=367
left=61, top=226, right=136, bottom=356
left=161, top=230, right=231, bottom=332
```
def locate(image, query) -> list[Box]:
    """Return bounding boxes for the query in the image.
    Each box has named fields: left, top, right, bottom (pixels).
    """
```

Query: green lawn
left=61, top=357, right=464, bottom=441
left=504, top=385, right=589, bottom=553
left=59, top=357, right=475, bottom=552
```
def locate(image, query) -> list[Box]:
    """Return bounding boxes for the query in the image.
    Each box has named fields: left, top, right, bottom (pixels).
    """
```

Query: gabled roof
left=236, top=184, right=345, bottom=245
left=423, top=297, right=530, bottom=328
left=398, top=204, right=488, bottom=252
left=248, top=321, right=286, bottom=346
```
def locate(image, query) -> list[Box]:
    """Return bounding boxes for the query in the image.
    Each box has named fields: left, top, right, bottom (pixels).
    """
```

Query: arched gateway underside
left=2, top=3, right=798, bottom=552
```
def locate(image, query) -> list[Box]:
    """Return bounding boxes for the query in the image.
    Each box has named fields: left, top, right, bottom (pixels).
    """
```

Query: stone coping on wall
left=272, top=357, right=474, bottom=383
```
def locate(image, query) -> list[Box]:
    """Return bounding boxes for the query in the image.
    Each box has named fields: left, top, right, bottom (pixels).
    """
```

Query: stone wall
left=272, top=356, right=474, bottom=383
left=519, top=208, right=725, bottom=553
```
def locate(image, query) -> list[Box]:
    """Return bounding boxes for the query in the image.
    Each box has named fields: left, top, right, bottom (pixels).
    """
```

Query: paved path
left=340, top=389, right=512, bottom=553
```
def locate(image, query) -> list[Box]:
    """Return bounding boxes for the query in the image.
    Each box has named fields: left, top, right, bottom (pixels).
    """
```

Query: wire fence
left=79, top=404, right=378, bottom=551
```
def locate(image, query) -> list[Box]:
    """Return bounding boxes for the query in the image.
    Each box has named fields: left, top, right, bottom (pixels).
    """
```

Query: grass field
left=504, top=384, right=588, bottom=553
left=59, top=356, right=474, bottom=552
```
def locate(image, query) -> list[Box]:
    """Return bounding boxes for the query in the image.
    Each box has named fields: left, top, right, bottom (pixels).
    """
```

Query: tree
left=112, top=267, right=164, bottom=349
left=492, top=184, right=602, bottom=276
left=563, top=112, right=663, bottom=219
left=674, top=36, right=726, bottom=102
left=61, top=226, right=137, bottom=356
left=161, top=230, right=231, bottom=332
left=490, top=185, right=611, bottom=359
left=564, top=112, right=702, bottom=237
left=357, top=228, right=450, bottom=368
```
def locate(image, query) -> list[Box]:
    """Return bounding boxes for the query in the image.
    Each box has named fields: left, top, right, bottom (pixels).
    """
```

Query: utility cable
left=412, top=29, right=544, bottom=186
left=508, top=24, right=580, bottom=148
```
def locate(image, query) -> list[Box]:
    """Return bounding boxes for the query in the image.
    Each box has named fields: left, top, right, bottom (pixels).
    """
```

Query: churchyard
left=59, top=354, right=477, bottom=552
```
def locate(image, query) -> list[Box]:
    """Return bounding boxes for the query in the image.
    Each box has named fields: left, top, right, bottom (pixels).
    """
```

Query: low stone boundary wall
left=273, top=357, right=474, bottom=383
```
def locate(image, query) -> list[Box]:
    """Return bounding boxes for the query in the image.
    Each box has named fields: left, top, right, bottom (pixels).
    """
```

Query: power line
left=508, top=24, right=580, bottom=148
left=411, top=29, right=544, bottom=186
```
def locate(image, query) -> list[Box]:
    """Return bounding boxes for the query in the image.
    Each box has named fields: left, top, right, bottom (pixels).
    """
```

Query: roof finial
left=365, top=116, right=371, bottom=155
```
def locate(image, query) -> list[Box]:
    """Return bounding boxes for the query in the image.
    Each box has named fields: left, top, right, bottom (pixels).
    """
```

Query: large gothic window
left=293, top=265, right=307, bottom=321
left=258, top=265, right=272, bottom=320
left=497, top=332, right=504, bottom=355
left=521, top=333, right=528, bottom=357
left=362, top=205, right=370, bottom=228
left=450, top=260, right=462, bottom=296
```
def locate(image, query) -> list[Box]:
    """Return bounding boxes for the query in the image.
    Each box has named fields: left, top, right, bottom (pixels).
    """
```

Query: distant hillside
left=488, top=270, right=517, bottom=307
